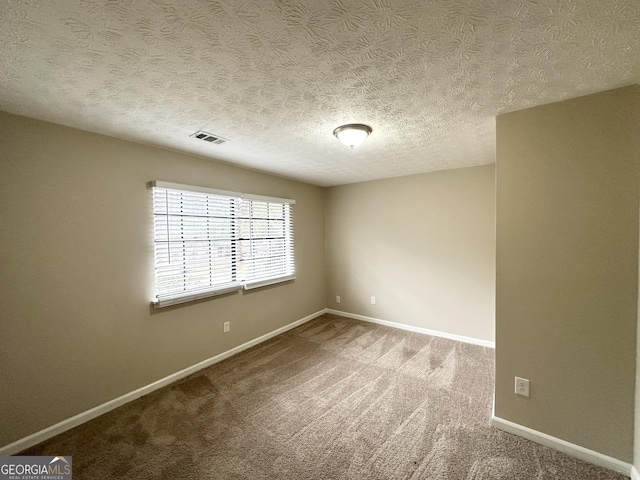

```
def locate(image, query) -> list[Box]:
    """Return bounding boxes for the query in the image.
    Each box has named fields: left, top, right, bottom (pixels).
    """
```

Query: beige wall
left=495, top=86, right=639, bottom=462
left=324, top=165, right=496, bottom=342
left=0, top=111, right=326, bottom=448
left=636, top=194, right=640, bottom=474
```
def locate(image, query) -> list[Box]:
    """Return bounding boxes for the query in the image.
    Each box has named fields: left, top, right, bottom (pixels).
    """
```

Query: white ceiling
left=1, top=0, right=638, bottom=187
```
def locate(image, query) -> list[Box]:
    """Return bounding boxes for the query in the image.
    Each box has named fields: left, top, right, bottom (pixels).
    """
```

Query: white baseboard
left=326, top=309, right=495, bottom=348
left=631, top=466, right=640, bottom=480
left=492, top=415, right=632, bottom=477
left=0, top=309, right=326, bottom=456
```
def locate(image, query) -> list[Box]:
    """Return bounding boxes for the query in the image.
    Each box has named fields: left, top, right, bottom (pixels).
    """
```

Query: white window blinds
left=152, top=182, right=295, bottom=308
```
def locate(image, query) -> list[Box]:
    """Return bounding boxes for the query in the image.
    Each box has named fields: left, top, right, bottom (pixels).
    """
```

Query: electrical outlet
left=336, top=295, right=341, bottom=304
left=370, top=296, right=376, bottom=305
left=515, top=377, right=529, bottom=397
left=223, top=321, right=230, bottom=333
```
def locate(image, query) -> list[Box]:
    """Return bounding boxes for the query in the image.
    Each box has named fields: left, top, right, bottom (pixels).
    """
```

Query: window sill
left=153, top=284, right=242, bottom=308
left=152, top=275, right=296, bottom=308
left=243, top=274, right=296, bottom=290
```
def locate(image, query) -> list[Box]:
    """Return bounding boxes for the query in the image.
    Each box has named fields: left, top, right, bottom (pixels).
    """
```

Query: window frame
left=151, top=181, right=295, bottom=308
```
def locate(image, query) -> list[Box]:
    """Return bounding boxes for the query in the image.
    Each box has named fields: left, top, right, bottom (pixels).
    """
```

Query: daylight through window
left=151, top=181, right=295, bottom=308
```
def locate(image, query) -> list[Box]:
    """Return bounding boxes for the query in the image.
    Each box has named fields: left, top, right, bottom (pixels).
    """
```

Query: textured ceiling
left=1, top=0, right=639, bottom=186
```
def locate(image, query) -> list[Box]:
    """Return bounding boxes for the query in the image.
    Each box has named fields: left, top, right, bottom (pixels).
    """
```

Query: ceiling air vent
left=190, top=130, right=228, bottom=145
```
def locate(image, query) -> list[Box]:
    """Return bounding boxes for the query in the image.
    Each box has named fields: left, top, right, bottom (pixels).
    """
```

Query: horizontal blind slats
left=152, top=184, right=294, bottom=307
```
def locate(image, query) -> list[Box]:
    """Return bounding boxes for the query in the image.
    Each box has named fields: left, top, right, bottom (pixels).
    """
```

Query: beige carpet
left=22, top=314, right=626, bottom=479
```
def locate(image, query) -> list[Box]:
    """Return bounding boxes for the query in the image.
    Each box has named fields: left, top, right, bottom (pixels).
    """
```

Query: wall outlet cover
left=515, top=377, right=529, bottom=397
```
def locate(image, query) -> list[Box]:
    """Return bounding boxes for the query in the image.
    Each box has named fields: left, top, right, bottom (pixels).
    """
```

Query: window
left=151, top=181, right=295, bottom=308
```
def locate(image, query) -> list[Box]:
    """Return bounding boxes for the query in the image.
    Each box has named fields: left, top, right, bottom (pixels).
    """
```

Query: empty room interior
left=1, top=1, right=639, bottom=479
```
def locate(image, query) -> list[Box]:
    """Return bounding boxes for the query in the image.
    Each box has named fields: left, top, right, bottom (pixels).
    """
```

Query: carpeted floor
left=22, top=313, right=626, bottom=479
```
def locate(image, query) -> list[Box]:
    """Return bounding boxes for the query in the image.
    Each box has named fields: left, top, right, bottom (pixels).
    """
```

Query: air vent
left=190, top=130, right=229, bottom=145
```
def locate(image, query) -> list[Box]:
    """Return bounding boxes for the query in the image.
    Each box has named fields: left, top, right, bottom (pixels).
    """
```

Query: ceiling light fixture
left=333, top=123, right=372, bottom=148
